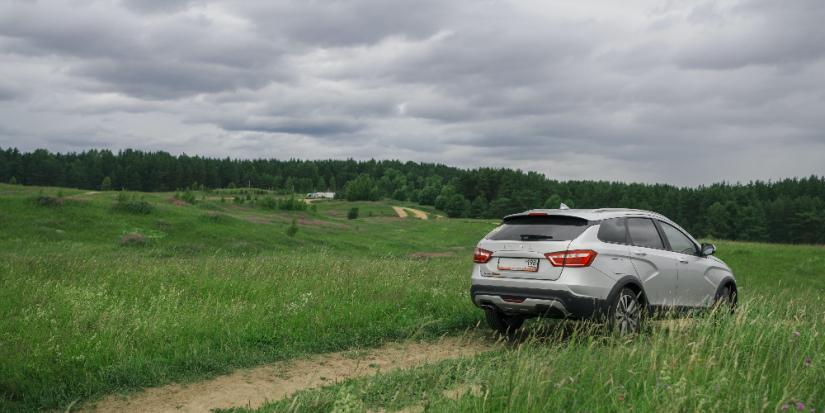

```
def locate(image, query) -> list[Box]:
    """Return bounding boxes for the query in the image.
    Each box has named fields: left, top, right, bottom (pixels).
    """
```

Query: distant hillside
left=1, top=147, right=823, bottom=244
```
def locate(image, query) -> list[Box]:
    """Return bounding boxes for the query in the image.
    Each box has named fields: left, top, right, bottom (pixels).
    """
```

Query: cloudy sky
left=0, top=0, right=823, bottom=186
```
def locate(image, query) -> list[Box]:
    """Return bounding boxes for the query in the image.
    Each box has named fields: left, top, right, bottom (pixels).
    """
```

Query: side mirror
left=701, top=243, right=716, bottom=257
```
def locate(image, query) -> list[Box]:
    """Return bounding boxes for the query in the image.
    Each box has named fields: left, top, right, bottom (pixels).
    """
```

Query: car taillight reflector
left=474, top=247, right=493, bottom=264
left=544, top=250, right=597, bottom=267
left=528, top=212, right=547, bottom=216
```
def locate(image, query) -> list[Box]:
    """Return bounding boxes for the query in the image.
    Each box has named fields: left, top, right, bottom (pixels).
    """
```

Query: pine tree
left=101, top=177, right=112, bottom=191
left=706, top=202, right=731, bottom=239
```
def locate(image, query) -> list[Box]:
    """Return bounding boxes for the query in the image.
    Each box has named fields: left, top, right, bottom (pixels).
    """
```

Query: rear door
left=595, top=217, right=636, bottom=278
left=658, top=221, right=718, bottom=307
left=626, top=217, right=679, bottom=308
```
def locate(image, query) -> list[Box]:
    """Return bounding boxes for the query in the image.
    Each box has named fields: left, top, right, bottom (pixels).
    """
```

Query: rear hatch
left=477, top=215, right=590, bottom=281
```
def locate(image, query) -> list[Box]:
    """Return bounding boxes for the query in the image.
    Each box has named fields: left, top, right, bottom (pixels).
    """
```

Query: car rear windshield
left=485, top=215, right=590, bottom=241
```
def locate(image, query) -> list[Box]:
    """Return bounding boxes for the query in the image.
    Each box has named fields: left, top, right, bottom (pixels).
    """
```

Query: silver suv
left=471, top=207, right=737, bottom=334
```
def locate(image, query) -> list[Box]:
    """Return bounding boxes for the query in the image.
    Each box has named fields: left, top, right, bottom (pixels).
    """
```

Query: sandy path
left=391, top=207, right=442, bottom=220
left=392, top=206, right=409, bottom=218
left=84, top=337, right=494, bottom=413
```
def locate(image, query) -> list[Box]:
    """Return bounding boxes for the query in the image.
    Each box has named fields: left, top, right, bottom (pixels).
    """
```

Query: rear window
left=485, top=216, right=589, bottom=241
left=597, top=217, right=627, bottom=244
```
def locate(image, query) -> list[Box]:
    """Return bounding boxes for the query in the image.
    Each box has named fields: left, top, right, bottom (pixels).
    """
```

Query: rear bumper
left=471, top=284, right=609, bottom=319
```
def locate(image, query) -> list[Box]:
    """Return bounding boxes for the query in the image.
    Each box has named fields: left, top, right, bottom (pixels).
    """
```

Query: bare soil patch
left=83, top=336, right=495, bottom=413
left=391, top=207, right=441, bottom=220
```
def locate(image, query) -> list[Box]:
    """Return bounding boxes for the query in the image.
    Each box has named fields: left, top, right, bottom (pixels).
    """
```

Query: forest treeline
left=2, top=147, right=824, bottom=244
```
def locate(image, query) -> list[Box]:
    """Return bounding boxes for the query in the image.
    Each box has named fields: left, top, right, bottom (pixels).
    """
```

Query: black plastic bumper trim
left=470, top=284, right=606, bottom=319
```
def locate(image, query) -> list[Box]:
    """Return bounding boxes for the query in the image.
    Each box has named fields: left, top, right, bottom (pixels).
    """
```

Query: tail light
left=474, top=247, right=493, bottom=263
left=544, top=250, right=597, bottom=267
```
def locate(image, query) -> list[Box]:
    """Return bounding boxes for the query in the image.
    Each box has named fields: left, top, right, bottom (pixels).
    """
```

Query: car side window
left=627, top=218, right=665, bottom=250
left=597, top=217, right=627, bottom=244
left=659, top=222, right=698, bottom=255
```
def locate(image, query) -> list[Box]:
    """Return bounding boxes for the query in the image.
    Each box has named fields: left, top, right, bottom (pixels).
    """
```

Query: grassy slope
left=1, top=183, right=823, bottom=412
left=0, top=185, right=490, bottom=411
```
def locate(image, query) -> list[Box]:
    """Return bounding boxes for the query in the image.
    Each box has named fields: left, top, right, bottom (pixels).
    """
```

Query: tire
left=609, top=288, right=643, bottom=335
left=713, top=285, right=735, bottom=314
left=484, top=308, right=524, bottom=334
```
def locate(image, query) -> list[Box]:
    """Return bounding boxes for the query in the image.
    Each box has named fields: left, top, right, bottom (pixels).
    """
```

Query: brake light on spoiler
left=544, top=250, right=597, bottom=267
left=473, top=247, right=493, bottom=263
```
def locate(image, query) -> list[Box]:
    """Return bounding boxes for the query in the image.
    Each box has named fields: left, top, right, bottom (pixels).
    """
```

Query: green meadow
left=0, top=183, right=823, bottom=412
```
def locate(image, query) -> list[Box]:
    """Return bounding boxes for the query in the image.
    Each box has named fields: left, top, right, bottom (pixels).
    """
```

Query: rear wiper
left=520, top=234, right=553, bottom=240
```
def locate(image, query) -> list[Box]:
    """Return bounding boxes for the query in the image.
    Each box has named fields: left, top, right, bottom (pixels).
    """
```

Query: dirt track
left=83, top=337, right=494, bottom=413
left=391, top=206, right=442, bottom=220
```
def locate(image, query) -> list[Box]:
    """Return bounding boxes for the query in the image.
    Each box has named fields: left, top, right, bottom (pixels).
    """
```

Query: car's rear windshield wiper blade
left=520, top=234, right=553, bottom=240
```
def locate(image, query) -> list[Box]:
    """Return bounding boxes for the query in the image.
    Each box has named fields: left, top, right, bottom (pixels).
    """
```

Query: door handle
left=678, top=258, right=689, bottom=264
left=633, top=250, right=646, bottom=256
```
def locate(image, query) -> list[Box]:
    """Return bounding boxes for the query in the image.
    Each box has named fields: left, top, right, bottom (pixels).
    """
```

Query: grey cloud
left=120, top=0, right=202, bottom=14
left=1, top=0, right=824, bottom=186
left=222, top=117, right=365, bottom=137
left=676, top=0, right=825, bottom=69
left=238, top=0, right=453, bottom=47
left=0, top=1, right=289, bottom=99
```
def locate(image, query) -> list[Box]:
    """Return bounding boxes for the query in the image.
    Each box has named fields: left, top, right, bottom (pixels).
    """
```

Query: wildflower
left=794, top=332, right=801, bottom=337
left=569, top=377, right=574, bottom=383
left=789, top=339, right=795, bottom=342
left=716, top=386, right=720, bottom=389
left=805, top=357, right=811, bottom=367
left=761, top=376, right=766, bottom=379
left=781, top=406, right=788, bottom=410
left=796, top=403, right=804, bottom=409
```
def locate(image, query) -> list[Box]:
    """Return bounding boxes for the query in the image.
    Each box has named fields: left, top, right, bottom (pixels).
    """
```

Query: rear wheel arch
left=602, top=276, right=648, bottom=317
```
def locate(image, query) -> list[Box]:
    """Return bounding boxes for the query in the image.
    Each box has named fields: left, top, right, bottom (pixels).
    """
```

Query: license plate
left=497, top=258, right=539, bottom=272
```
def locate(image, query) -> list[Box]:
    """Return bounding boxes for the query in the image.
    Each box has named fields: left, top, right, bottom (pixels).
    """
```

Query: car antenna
left=559, top=203, right=570, bottom=210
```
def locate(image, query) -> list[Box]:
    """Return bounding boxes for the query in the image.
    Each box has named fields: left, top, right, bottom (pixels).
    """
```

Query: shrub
left=101, top=177, right=112, bottom=191
left=347, top=207, right=359, bottom=220
left=175, top=188, right=197, bottom=204
left=286, top=219, right=299, bottom=237
left=111, top=200, right=155, bottom=215
left=115, top=191, right=129, bottom=203
left=227, top=182, right=236, bottom=189
left=391, top=187, right=407, bottom=201
left=279, top=197, right=307, bottom=211
left=310, top=203, right=317, bottom=212
left=56, top=189, right=65, bottom=198
left=9, top=176, right=17, bottom=185
left=434, top=195, right=447, bottom=211
left=32, top=195, right=65, bottom=207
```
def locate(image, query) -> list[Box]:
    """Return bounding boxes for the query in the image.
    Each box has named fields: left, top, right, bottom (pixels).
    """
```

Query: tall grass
left=239, top=290, right=825, bottom=412
left=0, top=253, right=478, bottom=411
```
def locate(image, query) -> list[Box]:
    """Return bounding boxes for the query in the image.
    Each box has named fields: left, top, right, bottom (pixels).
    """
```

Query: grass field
left=0, top=183, right=823, bottom=412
